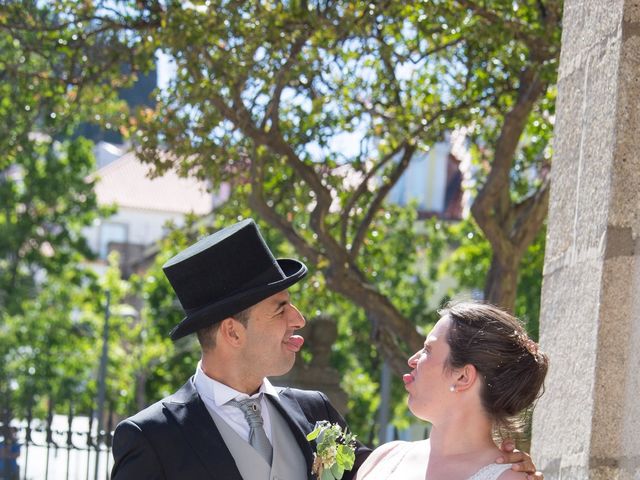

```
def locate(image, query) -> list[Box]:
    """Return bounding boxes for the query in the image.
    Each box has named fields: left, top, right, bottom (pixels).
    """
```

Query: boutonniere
left=306, top=421, right=357, bottom=480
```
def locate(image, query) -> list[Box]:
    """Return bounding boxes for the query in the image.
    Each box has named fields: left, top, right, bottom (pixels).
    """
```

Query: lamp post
left=94, top=290, right=110, bottom=480
left=377, top=361, right=392, bottom=443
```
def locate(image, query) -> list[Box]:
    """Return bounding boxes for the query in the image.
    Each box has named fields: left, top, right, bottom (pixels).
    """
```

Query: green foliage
left=425, top=217, right=545, bottom=339
left=0, top=2, right=117, bottom=319
left=0, top=138, right=106, bottom=314
left=307, top=420, right=357, bottom=480
left=3, top=264, right=102, bottom=417
left=0, top=134, right=111, bottom=420
left=0, top=0, right=558, bottom=439
left=0, top=7, right=127, bottom=418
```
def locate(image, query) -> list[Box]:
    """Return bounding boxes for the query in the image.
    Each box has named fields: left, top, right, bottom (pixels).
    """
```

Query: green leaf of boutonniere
left=307, top=421, right=357, bottom=480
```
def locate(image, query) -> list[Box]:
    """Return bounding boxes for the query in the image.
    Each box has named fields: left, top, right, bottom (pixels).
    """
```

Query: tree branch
left=472, top=66, right=547, bottom=249
left=323, top=264, right=424, bottom=374
left=350, top=143, right=417, bottom=259
left=511, top=178, right=550, bottom=251
left=455, top=0, right=537, bottom=47
left=375, top=23, right=402, bottom=107
left=340, top=140, right=409, bottom=245
left=261, top=32, right=311, bottom=132
left=210, top=75, right=343, bottom=262
left=247, top=148, right=322, bottom=264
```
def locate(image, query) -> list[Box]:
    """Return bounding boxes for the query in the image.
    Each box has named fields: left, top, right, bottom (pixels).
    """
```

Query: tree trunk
left=477, top=182, right=550, bottom=313
left=135, top=371, right=147, bottom=411
left=484, top=253, right=520, bottom=312
left=324, top=266, right=424, bottom=375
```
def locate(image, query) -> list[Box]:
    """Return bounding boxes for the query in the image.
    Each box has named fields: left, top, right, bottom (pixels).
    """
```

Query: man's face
left=241, top=290, right=306, bottom=380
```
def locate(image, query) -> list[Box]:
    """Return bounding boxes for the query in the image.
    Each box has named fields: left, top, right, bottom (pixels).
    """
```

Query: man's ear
left=218, top=318, right=245, bottom=347
left=453, top=364, right=478, bottom=393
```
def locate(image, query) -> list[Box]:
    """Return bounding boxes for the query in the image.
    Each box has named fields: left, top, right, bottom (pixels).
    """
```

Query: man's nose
left=288, top=304, right=306, bottom=328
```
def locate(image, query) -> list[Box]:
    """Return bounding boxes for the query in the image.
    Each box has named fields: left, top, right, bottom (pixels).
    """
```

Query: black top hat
left=163, top=219, right=307, bottom=340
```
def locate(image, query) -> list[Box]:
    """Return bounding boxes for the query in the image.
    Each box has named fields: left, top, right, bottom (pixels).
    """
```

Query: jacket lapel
left=163, top=379, right=243, bottom=480
left=268, top=388, right=316, bottom=480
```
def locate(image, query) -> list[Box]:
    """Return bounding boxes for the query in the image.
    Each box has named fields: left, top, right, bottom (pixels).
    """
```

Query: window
left=99, top=222, right=128, bottom=259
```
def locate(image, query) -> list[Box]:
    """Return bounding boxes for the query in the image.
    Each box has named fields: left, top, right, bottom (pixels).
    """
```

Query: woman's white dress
left=356, top=441, right=514, bottom=480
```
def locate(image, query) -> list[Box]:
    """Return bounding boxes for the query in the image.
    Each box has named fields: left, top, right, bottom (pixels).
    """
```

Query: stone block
left=623, top=0, right=640, bottom=22
left=609, top=30, right=640, bottom=228
left=557, top=1, right=586, bottom=79
left=590, top=257, right=637, bottom=457
left=570, top=44, right=619, bottom=242
left=543, top=64, right=584, bottom=264
left=558, top=0, right=624, bottom=80
left=582, top=0, right=624, bottom=43
left=533, top=259, right=602, bottom=473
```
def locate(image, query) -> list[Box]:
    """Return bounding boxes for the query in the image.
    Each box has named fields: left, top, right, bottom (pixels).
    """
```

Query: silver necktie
left=227, top=396, right=273, bottom=465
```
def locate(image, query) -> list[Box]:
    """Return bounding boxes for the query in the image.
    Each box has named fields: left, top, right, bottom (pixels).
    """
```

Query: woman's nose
left=407, top=352, right=418, bottom=368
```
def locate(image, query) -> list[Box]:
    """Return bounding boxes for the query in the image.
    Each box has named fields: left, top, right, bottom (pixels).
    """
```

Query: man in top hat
left=111, top=219, right=542, bottom=480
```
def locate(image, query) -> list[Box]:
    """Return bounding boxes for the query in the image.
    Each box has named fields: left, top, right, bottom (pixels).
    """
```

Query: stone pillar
left=531, top=1, right=640, bottom=479
left=271, top=315, right=349, bottom=414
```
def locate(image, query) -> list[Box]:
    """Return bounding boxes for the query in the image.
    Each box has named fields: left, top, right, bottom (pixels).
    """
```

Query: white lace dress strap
left=467, top=463, right=513, bottom=480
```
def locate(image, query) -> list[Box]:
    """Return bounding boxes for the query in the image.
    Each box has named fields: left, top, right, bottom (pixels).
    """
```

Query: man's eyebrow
left=273, top=299, right=289, bottom=312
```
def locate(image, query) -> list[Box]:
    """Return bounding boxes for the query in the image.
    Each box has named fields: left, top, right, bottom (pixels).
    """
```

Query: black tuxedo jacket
left=111, top=379, right=370, bottom=480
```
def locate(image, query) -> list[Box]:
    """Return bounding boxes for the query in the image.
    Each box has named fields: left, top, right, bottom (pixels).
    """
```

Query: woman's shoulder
left=373, top=440, right=412, bottom=455
left=364, top=440, right=412, bottom=464
left=355, top=441, right=416, bottom=479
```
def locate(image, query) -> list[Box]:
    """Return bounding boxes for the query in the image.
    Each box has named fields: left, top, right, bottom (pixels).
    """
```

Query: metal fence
left=1, top=404, right=115, bottom=480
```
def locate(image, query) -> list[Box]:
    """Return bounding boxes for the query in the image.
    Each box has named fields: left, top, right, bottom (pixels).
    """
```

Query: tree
left=0, top=135, right=104, bottom=422
left=0, top=137, right=103, bottom=313
left=426, top=217, right=546, bottom=339
left=464, top=2, right=558, bottom=309
left=4, top=266, right=102, bottom=420
left=0, top=4, right=120, bottom=315
left=0, top=7, right=116, bottom=423
left=3, top=1, right=563, bottom=373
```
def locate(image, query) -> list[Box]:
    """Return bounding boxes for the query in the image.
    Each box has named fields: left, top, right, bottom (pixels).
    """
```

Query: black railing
left=1, top=403, right=115, bottom=480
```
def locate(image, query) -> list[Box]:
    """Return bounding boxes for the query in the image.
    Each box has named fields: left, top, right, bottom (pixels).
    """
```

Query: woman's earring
left=449, top=385, right=456, bottom=392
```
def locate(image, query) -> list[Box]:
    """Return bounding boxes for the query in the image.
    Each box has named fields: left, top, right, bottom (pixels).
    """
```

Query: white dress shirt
left=193, top=360, right=279, bottom=443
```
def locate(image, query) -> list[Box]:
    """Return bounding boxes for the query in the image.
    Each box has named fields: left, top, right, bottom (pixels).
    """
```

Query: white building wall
left=388, top=142, right=449, bottom=213
left=83, top=207, right=192, bottom=259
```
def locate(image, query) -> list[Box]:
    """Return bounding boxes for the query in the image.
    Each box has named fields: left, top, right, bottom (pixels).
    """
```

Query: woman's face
left=403, top=315, right=455, bottom=421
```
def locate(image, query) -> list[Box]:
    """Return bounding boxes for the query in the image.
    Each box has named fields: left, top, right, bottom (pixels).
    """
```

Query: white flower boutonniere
left=306, top=421, right=357, bottom=480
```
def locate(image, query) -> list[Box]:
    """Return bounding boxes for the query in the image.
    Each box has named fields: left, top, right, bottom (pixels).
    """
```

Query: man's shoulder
left=275, top=386, right=329, bottom=405
left=121, top=397, right=168, bottom=427
left=275, top=385, right=326, bottom=397
left=116, top=379, right=195, bottom=431
left=273, top=386, right=349, bottom=426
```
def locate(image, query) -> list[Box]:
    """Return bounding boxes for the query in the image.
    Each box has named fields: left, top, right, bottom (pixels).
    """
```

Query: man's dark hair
left=196, top=307, right=252, bottom=351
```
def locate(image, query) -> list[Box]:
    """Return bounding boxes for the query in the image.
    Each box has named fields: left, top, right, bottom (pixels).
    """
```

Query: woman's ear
left=453, top=364, right=478, bottom=393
